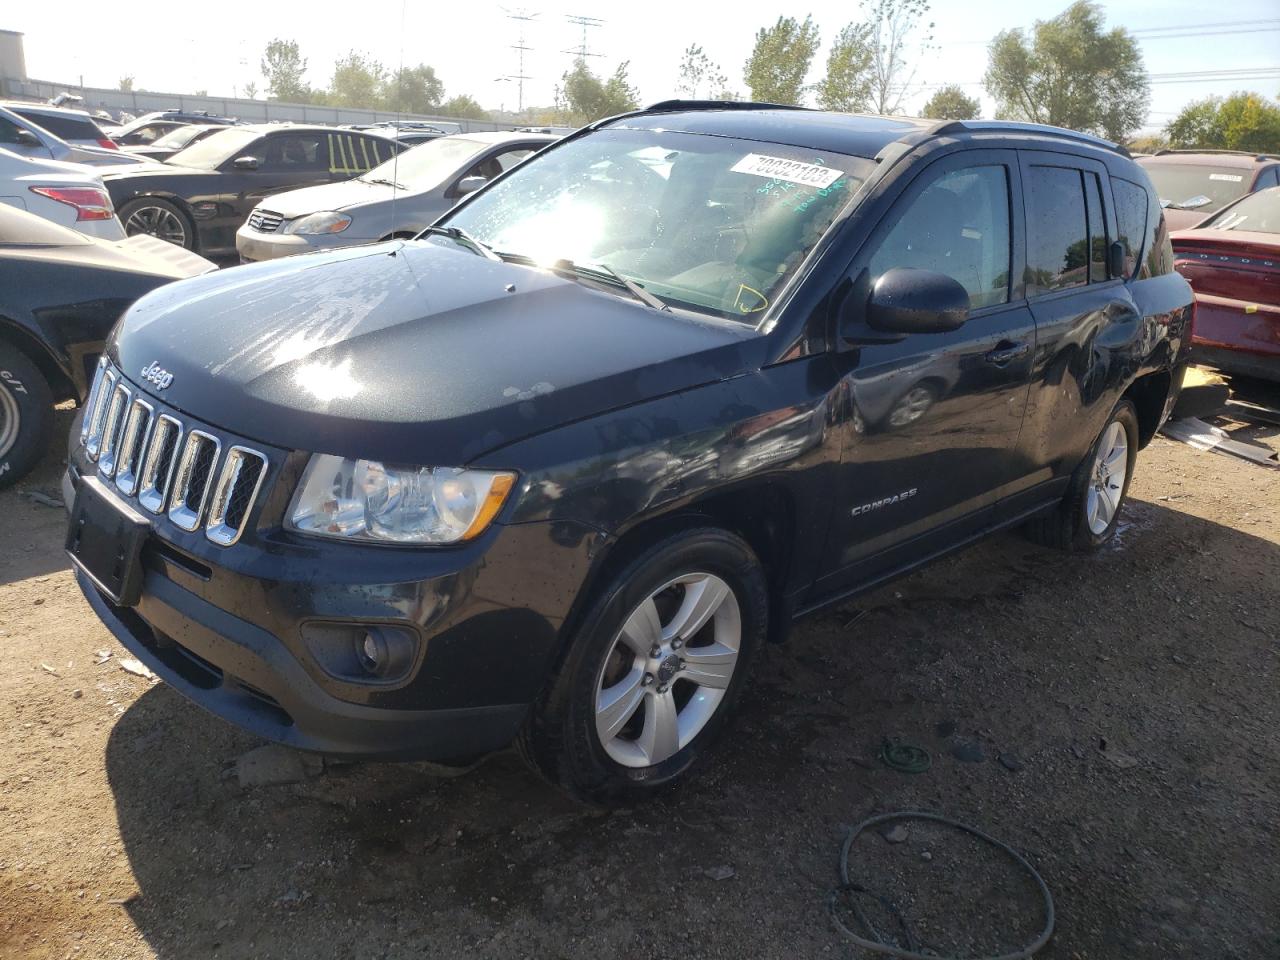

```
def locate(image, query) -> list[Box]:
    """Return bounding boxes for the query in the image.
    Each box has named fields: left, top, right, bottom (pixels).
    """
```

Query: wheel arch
left=1123, top=367, right=1173, bottom=448
left=562, top=481, right=800, bottom=655
left=0, top=318, right=74, bottom=403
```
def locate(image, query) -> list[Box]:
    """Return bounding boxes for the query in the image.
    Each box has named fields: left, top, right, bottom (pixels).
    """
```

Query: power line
left=564, top=14, right=605, bottom=60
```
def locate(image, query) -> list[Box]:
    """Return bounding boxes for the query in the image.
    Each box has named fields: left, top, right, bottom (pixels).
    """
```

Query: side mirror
left=863, top=268, right=970, bottom=335
left=454, top=175, right=487, bottom=196
left=1108, top=240, right=1126, bottom=280
left=233, top=156, right=260, bottom=170
left=15, top=128, right=40, bottom=146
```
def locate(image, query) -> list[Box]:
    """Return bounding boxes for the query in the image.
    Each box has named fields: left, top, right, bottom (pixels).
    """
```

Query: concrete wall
left=0, top=30, right=26, bottom=82
left=2, top=77, right=507, bottom=132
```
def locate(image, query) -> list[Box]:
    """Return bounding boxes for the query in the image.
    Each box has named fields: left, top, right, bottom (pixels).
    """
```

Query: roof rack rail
left=642, top=99, right=812, bottom=114
left=1152, top=148, right=1280, bottom=161
left=932, top=120, right=1131, bottom=158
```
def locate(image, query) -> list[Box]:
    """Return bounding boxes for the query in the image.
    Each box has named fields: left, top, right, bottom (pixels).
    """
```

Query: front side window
left=868, top=164, right=1012, bottom=309
left=1025, top=166, right=1088, bottom=295
left=263, top=134, right=326, bottom=171
left=444, top=128, right=875, bottom=323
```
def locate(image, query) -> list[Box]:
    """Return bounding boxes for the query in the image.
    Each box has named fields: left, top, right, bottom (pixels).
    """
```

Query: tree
left=984, top=0, right=1148, bottom=141
left=242, top=81, right=258, bottom=100
left=384, top=65, right=445, bottom=115
left=437, top=95, right=488, bottom=119
left=562, top=59, right=640, bottom=123
left=816, top=23, right=875, bottom=112
left=677, top=44, right=729, bottom=100
left=118, top=75, right=134, bottom=92
left=743, top=16, right=820, bottom=105
left=864, top=0, right=935, bottom=114
left=1165, top=93, right=1280, bottom=153
left=921, top=84, right=980, bottom=119
left=326, top=51, right=387, bottom=108
left=261, top=38, right=311, bottom=102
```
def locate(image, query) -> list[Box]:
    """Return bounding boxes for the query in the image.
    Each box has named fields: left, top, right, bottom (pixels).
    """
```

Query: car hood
left=256, top=178, right=402, bottom=218
left=109, top=241, right=763, bottom=465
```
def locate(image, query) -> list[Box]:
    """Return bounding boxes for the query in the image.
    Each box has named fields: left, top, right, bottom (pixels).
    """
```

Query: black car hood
left=109, top=241, right=764, bottom=465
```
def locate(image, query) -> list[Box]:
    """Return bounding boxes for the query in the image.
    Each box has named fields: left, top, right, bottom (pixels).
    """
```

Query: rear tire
left=119, top=197, right=195, bottom=250
left=1023, top=398, right=1139, bottom=551
left=519, top=528, right=768, bottom=805
left=0, top=344, right=53, bottom=490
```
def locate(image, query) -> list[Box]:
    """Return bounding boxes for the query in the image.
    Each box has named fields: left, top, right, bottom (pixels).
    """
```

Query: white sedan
left=0, top=148, right=125, bottom=241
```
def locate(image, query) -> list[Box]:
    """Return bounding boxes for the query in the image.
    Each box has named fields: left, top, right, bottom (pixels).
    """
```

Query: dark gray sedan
left=235, top=131, right=555, bottom=262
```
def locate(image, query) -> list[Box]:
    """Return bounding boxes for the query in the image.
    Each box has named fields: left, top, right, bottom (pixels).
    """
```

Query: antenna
left=390, top=0, right=406, bottom=242
left=501, top=6, right=539, bottom=115
left=564, top=14, right=605, bottom=59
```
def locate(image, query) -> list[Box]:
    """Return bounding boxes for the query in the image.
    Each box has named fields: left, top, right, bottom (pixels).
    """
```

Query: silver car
left=235, top=132, right=555, bottom=261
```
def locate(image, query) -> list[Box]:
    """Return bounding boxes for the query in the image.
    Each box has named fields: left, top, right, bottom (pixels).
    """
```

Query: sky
left=5, top=0, right=1279, bottom=134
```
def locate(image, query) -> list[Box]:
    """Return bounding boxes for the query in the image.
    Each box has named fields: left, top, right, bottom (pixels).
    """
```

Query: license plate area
left=66, top=476, right=150, bottom=606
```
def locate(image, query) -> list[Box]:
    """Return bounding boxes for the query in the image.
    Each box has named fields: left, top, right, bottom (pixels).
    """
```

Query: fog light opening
left=352, top=626, right=416, bottom=681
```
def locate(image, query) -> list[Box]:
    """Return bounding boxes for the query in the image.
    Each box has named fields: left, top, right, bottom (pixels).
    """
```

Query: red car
left=1139, top=151, right=1280, bottom=230
left=1171, top=186, right=1280, bottom=381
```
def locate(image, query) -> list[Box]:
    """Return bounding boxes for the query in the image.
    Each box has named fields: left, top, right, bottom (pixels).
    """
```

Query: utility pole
left=501, top=7, right=538, bottom=114
left=563, top=14, right=605, bottom=60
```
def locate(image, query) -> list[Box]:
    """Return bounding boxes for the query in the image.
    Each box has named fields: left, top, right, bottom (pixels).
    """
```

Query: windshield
left=442, top=128, right=873, bottom=323
left=152, top=125, right=209, bottom=150
left=1141, top=163, right=1252, bottom=210
left=1202, top=187, right=1280, bottom=234
left=362, top=136, right=485, bottom=188
left=166, top=127, right=261, bottom=168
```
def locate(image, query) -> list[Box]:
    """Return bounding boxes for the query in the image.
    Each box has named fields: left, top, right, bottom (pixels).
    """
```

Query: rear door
left=1001, top=150, right=1142, bottom=519
left=814, top=149, right=1036, bottom=594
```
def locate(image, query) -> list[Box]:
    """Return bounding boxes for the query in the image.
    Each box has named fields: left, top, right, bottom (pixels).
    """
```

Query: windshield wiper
left=363, top=176, right=407, bottom=189
left=419, top=225, right=501, bottom=261
left=552, top=258, right=670, bottom=311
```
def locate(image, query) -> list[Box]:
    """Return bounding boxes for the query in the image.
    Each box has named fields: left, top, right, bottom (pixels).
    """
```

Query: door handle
left=984, top=341, right=1030, bottom=366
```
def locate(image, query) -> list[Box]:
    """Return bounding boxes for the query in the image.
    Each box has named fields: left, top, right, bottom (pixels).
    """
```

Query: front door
left=814, top=149, right=1036, bottom=597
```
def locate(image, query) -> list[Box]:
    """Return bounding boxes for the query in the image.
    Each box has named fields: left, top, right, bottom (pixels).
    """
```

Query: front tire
left=521, top=528, right=768, bottom=804
left=1024, top=398, right=1139, bottom=551
left=119, top=197, right=195, bottom=250
left=0, top=344, right=53, bottom=490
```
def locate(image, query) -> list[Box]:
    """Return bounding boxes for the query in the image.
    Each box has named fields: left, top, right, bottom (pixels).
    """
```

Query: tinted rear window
left=13, top=108, right=103, bottom=141
left=1025, top=166, right=1088, bottom=295
left=1112, top=178, right=1148, bottom=279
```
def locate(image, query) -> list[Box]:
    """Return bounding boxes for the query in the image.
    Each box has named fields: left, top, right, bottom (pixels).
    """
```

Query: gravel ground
left=1, top=400, right=1277, bottom=960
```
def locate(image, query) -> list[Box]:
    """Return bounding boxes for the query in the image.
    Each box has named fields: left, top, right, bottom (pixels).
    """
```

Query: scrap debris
left=118, top=658, right=156, bottom=680
left=1160, top=417, right=1279, bottom=468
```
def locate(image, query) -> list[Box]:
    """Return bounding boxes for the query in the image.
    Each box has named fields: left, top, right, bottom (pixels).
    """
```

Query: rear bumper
left=1190, top=344, right=1280, bottom=382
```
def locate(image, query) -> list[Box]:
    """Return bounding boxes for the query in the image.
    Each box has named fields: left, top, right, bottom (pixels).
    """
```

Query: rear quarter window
left=1144, top=189, right=1174, bottom=278
left=1112, top=177, right=1148, bottom=279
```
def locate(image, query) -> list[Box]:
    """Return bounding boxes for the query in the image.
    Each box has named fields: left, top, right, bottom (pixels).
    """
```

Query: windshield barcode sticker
left=731, top=154, right=843, bottom=188
left=1208, top=173, right=1243, bottom=182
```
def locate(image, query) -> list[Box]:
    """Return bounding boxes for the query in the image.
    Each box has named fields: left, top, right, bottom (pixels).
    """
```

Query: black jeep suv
left=66, top=102, right=1192, bottom=803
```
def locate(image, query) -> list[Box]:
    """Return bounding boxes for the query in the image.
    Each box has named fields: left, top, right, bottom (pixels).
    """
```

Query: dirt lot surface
left=2, top=400, right=1277, bottom=960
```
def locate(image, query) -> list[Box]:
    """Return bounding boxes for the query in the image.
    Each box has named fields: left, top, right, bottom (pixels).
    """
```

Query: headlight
left=284, top=211, right=352, bottom=235
left=287, top=455, right=516, bottom=544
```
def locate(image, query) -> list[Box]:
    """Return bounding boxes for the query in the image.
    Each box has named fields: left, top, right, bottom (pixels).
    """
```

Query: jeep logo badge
left=140, top=361, right=174, bottom=390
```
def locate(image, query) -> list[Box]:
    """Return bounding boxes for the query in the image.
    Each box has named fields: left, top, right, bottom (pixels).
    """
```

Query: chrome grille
left=247, top=209, right=284, bottom=233
left=205, top=447, right=268, bottom=546
left=83, top=366, right=117, bottom=461
left=78, top=361, right=271, bottom=546
left=137, top=414, right=183, bottom=514
left=168, top=431, right=220, bottom=531
left=113, top=397, right=154, bottom=496
left=95, top=382, right=132, bottom=478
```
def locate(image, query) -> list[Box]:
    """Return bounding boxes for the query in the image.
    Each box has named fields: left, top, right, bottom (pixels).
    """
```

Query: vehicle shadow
left=103, top=497, right=1280, bottom=959
left=0, top=406, right=75, bottom=585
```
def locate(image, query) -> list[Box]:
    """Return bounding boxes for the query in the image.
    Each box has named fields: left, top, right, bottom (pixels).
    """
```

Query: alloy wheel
left=1086, top=420, right=1128, bottom=535
left=887, top=385, right=935, bottom=428
left=124, top=205, right=188, bottom=246
left=594, top=572, right=742, bottom=768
